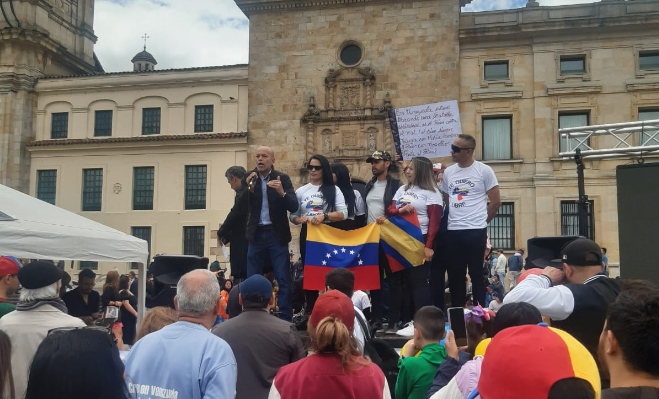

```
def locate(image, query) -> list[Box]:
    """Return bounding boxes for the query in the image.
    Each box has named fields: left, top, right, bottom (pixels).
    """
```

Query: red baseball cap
left=0, top=257, right=20, bottom=277
left=310, top=290, right=355, bottom=333
left=477, top=324, right=601, bottom=399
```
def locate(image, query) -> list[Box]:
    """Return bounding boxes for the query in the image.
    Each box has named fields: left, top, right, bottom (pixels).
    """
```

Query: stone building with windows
left=235, top=0, right=659, bottom=276
left=27, top=53, right=248, bottom=274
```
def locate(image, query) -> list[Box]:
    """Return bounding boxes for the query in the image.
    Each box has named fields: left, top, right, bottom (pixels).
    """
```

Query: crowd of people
left=0, top=134, right=658, bottom=399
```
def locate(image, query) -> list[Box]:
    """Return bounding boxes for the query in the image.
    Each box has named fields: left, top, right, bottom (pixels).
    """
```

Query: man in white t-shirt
left=441, top=134, right=501, bottom=307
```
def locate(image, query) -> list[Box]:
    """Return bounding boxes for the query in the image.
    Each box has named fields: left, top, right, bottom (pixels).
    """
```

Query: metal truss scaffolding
left=558, top=119, right=659, bottom=161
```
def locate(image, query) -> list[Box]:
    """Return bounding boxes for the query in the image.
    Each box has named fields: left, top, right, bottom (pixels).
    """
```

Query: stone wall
left=243, top=0, right=461, bottom=185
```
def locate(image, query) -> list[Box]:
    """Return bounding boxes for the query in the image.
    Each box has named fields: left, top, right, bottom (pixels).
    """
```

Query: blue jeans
left=497, top=272, right=506, bottom=290
left=247, top=229, right=292, bottom=321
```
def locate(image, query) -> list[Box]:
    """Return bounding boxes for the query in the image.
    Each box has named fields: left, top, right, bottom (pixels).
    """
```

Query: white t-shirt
left=489, top=300, right=503, bottom=313
left=352, top=290, right=371, bottom=311
left=354, top=190, right=365, bottom=217
left=290, top=183, right=347, bottom=220
left=392, top=185, right=443, bottom=234
left=441, top=161, right=498, bottom=230
left=366, top=180, right=387, bottom=224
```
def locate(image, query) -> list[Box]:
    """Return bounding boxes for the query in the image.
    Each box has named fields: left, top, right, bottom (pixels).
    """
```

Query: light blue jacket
left=125, top=321, right=237, bottom=399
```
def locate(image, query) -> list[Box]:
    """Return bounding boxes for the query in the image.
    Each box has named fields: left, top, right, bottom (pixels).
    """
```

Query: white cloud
left=94, top=0, right=249, bottom=72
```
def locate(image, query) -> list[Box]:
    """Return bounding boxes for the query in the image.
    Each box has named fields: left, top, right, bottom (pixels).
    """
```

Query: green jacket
left=395, top=343, right=447, bottom=399
left=0, top=301, right=15, bottom=319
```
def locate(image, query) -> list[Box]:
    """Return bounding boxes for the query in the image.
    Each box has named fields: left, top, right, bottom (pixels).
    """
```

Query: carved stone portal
left=301, top=67, right=395, bottom=182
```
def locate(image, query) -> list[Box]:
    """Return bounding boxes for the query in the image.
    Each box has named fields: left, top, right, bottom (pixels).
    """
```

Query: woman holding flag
left=291, top=154, right=348, bottom=314
left=386, top=156, right=443, bottom=335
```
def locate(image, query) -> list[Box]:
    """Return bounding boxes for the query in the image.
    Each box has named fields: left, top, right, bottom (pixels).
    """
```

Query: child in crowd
left=396, top=306, right=447, bottom=399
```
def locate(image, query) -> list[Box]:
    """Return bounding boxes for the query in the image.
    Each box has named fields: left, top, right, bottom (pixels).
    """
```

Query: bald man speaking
left=244, top=146, right=299, bottom=322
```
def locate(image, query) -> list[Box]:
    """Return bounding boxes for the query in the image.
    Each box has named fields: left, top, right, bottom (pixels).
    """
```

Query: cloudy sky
left=94, top=0, right=598, bottom=72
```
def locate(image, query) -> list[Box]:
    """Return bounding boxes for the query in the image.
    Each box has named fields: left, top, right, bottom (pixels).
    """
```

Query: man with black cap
left=212, top=274, right=304, bottom=399
left=363, top=150, right=402, bottom=332
left=504, top=238, right=620, bottom=371
left=0, top=261, right=85, bottom=398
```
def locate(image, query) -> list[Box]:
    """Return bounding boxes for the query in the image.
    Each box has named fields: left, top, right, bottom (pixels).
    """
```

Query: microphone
left=247, top=173, right=257, bottom=192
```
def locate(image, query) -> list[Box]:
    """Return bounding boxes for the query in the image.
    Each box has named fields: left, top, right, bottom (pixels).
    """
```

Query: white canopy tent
left=0, top=184, right=150, bottom=322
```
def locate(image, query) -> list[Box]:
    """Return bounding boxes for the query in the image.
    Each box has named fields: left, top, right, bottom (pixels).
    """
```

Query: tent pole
left=137, top=262, right=146, bottom=326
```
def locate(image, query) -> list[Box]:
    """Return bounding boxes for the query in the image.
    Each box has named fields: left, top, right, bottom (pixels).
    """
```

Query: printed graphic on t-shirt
left=305, top=198, right=324, bottom=213
left=449, top=178, right=476, bottom=206
left=395, top=198, right=412, bottom=208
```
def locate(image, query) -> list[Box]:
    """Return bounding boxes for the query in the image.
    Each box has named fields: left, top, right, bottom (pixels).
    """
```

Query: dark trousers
left=299, top=224, right=319, bottom=313
left=446, top=228, right=488, bottom=307
left=406, top=261, right=431, bottom=315
left=371, top=245, right=403, bottom=326
left=246, top=229, right=292, bottom=321
left=430, top=231, right=449, bottom=311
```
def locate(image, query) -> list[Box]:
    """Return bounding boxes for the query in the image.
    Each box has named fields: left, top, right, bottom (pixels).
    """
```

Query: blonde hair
left=103, top=270, right=119, bottom=292
left=135, top=307, right=178, bottom=342
left=308, top=316, right=371, bottom=370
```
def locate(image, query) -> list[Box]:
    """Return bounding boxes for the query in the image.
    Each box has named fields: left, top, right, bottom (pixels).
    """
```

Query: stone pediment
left=301, top=67, right=396, bottom=181
left=234, top=0, right=473, bottom=17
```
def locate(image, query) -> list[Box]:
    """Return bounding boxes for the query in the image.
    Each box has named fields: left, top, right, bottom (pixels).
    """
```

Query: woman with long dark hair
left=25, top=328, right=129, bottom=399
left=0, top=330, right=15, bottom=399
left=118, top=275, right=138, bottom=346
left=387, top=157, right=443, bottom=336
left=101, top=270, right=124, bottom=349
left=269, top=290, right=390, bottom=399
left=291, top=154, right=347, bottom=313
left=331, top=162, right=366, bottom=230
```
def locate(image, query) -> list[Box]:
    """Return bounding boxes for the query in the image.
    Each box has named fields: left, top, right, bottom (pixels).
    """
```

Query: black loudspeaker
left=149, top=255, right=209, bottom=308
left=525, top=236, right=580, bottom=269
left=617, top=163, right=659, bottom=286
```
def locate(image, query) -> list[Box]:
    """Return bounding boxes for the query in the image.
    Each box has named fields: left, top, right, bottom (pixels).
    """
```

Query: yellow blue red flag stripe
left=380, top=213, right=425, bottom=272
left=304, top=223, right=381, bottom=291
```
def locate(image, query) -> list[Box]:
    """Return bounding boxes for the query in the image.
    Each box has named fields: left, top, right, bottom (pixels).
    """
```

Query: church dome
left=131, top=50, right=157, bottom=65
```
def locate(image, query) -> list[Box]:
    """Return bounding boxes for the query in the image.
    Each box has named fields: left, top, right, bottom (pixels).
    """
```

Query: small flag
left=303, top=223, right=381, bottom=291
left=380, top=212, right=425, bottom=272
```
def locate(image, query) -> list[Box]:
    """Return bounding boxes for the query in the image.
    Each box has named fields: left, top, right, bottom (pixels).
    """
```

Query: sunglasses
left=307, top=165, right=323, bottom=171
left=451, top=144, right=474, bottom=153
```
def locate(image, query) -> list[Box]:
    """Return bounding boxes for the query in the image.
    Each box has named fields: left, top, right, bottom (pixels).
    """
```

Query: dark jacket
left=218, top=186, right=249, bottom=278
left=245, top=168, right=298, bottom=246
left=212, top=309, right=305, bottom=399
left=364, top=174, right=402, bottom=219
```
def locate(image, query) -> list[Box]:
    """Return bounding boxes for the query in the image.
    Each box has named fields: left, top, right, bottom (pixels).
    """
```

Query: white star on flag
left=333, top=249, right=338, bottom=255
left=326, top=253, right=331, bottom=259
left=349, top=250, right=355, bottom=255
left=322, top=260, right=327, bottom=265
left=341, top=247, right=346, bottom=253
left=358, top=260, right=363, bottom=265
left=357, top=253, right=361, bottom=258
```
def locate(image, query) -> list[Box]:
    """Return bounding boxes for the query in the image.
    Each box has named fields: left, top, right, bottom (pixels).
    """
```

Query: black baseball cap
left=366, top=150, right=393, bottom=163
left=560, top=238, right=603, bottom=266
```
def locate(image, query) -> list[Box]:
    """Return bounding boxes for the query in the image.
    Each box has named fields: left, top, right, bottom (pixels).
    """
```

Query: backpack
left=354, top=310, right=398, bottom=398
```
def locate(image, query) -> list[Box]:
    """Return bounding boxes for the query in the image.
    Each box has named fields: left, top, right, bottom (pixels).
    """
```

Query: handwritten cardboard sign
left=390, top=100, right=462, bottom=159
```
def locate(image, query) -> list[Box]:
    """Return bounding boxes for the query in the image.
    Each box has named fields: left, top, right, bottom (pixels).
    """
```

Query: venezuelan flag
left=304, top=223, right=381, bottom=291
left=380, top=212, right=425, bottom=272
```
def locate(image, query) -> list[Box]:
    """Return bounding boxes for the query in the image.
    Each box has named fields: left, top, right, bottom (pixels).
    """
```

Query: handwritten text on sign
left=394, top=100, right=462, bottom=159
